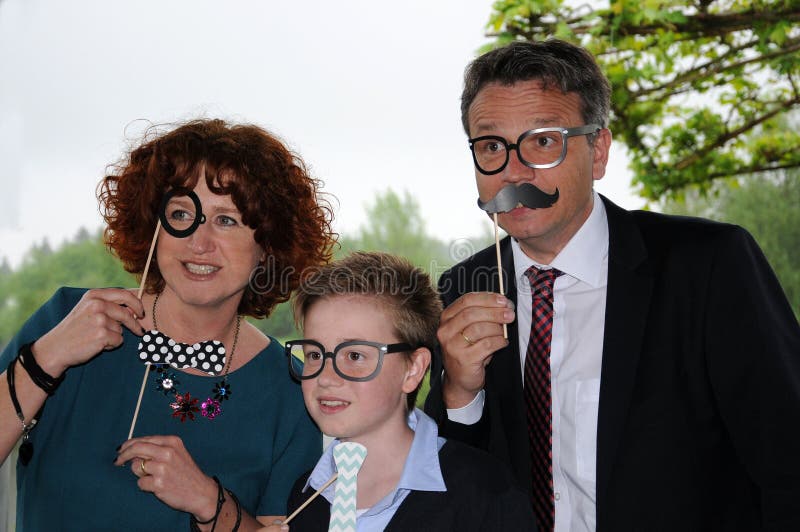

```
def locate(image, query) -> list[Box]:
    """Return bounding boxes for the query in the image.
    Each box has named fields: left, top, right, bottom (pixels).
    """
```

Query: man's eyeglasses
left=285, top=339, right=415, bottom=382
left=469, top=124, right=601, bottom=175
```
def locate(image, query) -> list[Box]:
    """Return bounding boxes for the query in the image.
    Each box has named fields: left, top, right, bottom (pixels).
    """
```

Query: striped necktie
left=524, top=266, right=562, bottom=531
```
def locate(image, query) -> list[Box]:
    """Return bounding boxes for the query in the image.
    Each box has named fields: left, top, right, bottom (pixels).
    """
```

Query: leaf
left=483, top=0, right=800, bottom=199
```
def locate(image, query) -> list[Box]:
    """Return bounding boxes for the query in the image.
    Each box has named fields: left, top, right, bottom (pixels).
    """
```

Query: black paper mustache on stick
left=476, top=183, right=558, bottom=340
left=477, top=183, right=560, bottom=214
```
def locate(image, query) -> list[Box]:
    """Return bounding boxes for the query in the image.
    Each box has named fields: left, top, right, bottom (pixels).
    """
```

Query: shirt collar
left=512, top=191, right=609, bottom=287
left=303, top=408, right=446, bottom=501
left=395, top=409, right=447, bottom=492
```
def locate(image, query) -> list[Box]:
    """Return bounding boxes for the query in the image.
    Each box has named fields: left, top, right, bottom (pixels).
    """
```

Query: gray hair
left=461, top=39, right=611, bottom=135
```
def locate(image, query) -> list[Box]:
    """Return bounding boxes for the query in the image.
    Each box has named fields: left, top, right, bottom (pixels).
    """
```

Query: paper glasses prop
left=477, top=183, right=560, bottom=339
left=127, top=188, right=217, bottom=439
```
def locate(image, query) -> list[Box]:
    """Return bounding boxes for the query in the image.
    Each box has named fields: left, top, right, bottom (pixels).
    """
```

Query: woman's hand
left=33, top=288, right=145, bottom=377
left=115, top=434, right=216, bottom=517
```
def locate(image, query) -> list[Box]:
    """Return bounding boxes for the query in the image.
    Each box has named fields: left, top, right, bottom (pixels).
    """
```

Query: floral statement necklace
left=137, top=294, right=240, bottom=422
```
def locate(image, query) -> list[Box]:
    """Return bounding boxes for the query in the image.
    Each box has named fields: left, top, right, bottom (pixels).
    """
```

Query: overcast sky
left=0, top=0, right=644, bottom=269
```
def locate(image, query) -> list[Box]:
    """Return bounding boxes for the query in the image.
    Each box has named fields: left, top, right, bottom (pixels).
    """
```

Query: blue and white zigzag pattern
left=328, top=442, right=367, bottom=532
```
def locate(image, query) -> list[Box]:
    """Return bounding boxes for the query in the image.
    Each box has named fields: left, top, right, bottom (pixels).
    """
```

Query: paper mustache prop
left=477, top=183, right=559, bottom=339
left=477, top=183, right=560, bottom=214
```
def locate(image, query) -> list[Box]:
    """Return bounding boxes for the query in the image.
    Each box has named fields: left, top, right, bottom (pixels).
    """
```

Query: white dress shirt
left=448, top=192, right=609, bottom=532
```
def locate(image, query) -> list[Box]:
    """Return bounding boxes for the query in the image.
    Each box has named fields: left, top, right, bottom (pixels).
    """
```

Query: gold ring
left=461, top=330, right=475, bottom=346
left=140, top=459, right=148, bottom=475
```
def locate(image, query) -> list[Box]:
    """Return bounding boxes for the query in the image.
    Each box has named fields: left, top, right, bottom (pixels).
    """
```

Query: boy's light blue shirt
left=302, top=408, right=447, bottom=531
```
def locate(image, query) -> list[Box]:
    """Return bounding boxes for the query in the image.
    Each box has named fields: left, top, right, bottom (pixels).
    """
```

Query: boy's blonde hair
left=293, top=251, right=442, bottom=408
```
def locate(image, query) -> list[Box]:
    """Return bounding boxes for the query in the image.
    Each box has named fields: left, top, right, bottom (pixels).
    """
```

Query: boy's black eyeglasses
left=285, top=339, right=415, bottom=382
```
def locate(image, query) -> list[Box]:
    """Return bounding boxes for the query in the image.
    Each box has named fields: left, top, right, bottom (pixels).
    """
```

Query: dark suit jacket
left=425, top=195, right=800, bottom=531
left=285, top=439, right=537, bottom=531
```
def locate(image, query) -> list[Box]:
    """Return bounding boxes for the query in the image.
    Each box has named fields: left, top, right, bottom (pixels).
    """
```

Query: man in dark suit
left=425, top=39, right=800, bottom=531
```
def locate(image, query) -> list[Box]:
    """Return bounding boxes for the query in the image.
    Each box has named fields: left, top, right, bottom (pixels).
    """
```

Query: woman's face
left=156, top=172, right=264, bottom=309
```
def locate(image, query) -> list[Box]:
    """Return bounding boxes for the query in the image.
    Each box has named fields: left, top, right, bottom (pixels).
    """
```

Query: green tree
left=342, top=189, right=494, bottom=406
left=0, top=230, right=135, bottom=348
left=487, top=0, right=800, bottom=200
left=1, top=191, right=491, bottom=406
left=662, top=171, right=800, bottom=318
left=338, top=189, right=454, bottom=269
left=257, top=189, right=493, bottom=407
left=258, top=189, right=469, bottom=341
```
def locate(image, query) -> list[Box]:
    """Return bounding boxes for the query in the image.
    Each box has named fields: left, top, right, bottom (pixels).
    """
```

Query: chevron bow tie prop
left=329, top=442, right=367, bottom=532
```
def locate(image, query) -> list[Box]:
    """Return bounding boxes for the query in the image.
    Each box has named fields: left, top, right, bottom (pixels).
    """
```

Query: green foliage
left=662, top=172, right=800, bottom=319
left=0, top=230, right=136, bottom=349
left=1, top=189, right=492, bottom=408
left=338, top=189, right=454, bottom=269
left=485, top=0, right=800, bottom=200
left=256, top=189, right=491, bottom=343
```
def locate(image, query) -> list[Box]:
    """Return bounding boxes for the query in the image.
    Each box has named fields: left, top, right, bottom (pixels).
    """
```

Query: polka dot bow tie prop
left=329, top=442, right=367, bottom=532
left=137, top=330, right=227, bottom=376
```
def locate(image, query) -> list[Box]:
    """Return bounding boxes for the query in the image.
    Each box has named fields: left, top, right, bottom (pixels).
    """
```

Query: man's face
left=468, top=80, right=611, bottom=263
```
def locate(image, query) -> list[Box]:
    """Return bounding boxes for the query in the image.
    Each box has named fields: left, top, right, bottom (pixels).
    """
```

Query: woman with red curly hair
left=0, top=118, right=335, bottom=531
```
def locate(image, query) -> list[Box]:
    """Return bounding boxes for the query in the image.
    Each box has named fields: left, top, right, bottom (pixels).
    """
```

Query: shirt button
left=554, top=492, right=561, bottom=501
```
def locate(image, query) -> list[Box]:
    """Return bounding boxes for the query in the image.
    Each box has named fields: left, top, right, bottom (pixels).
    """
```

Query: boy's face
left=300, top=295, right=424, bottom=444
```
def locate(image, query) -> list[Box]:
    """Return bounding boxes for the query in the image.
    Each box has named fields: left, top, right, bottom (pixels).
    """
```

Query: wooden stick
left=128, top=220, right=161, bottom=439
left=493, top=213, right=508, bottom=339
left=283, top=473, right=338, bottom=524
left=127, top=365, right=151, bottom=439
left=137, top=220, right=161, bottom=299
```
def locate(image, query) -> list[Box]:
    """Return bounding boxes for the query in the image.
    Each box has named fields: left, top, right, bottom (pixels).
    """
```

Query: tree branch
left=630, top=38, right=800, bottom=100
left=675, top=95, right=800, bottom=171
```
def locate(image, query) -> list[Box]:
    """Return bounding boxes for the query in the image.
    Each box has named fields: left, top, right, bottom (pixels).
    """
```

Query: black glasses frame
left=285, top=339, right=414, bottom=382
left=468, top=124, right=601, bottom=175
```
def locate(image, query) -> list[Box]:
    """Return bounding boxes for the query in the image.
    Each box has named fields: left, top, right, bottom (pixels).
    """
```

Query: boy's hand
left=256, top=520, right=289, bottom=531
left=437, top=292, right=514, bottom=408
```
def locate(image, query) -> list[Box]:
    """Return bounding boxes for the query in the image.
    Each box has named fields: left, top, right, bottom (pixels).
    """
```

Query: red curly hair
left=98, top=118, right=336, bottom=318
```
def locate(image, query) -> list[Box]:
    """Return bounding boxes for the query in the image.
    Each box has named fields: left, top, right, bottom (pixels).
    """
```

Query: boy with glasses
left=268, top=252, right=536, bottom=531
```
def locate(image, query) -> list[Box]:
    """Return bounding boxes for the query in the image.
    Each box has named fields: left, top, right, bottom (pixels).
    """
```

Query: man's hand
left=437, top=292, right=514, bottom=408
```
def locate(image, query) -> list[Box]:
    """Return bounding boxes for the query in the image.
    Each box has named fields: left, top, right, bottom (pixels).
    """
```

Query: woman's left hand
left=115, top=435, right=218, bottom=518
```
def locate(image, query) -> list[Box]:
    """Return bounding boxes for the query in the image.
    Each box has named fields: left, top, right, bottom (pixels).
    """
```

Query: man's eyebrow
left=471, top=117, right=564, bottom=136
left=471, top=122, right=499, bottom=135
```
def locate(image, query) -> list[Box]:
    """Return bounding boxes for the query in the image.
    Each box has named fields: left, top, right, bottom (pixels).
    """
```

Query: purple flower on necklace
left=170, top=393, right=199, bottom=422
left=201, top=398, right=222, bottom=420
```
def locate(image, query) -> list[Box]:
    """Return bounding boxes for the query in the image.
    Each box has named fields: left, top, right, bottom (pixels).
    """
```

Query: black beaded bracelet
left=17, top=343, right=64, bottom=396
left=190, top=476, right=225, bottom=531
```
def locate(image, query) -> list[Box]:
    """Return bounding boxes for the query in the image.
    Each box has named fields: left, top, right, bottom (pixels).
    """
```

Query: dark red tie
left=524, top=266, right=562, bottom=531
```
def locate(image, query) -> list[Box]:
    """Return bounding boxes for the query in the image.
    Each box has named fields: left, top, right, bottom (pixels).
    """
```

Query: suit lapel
left=386, top=490, right=448, bottom=531
left=596, top=197, right=653, bottom=524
